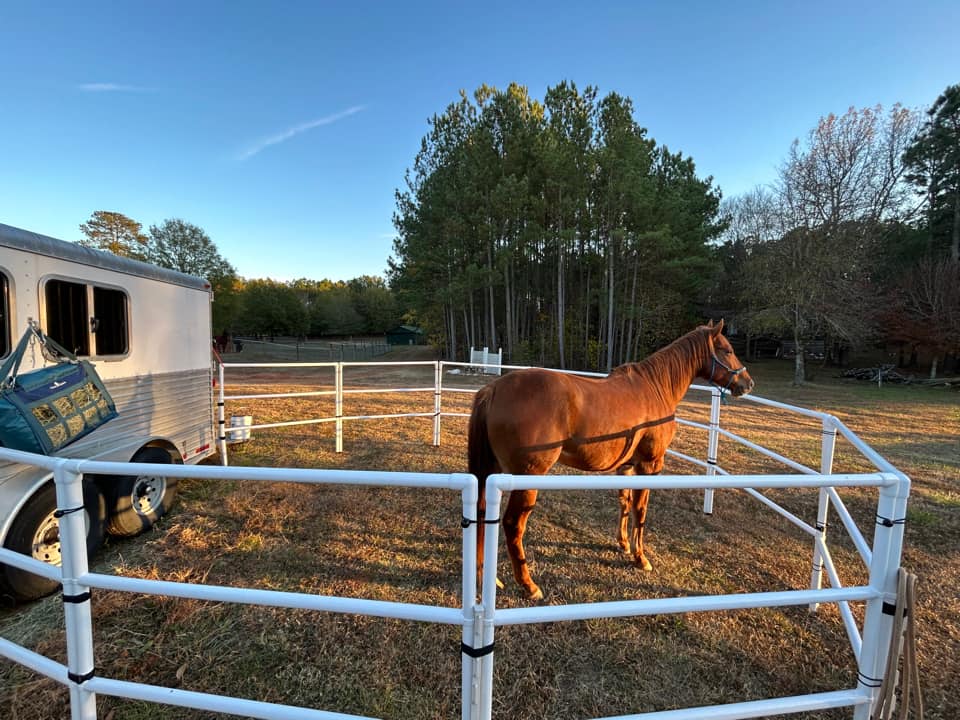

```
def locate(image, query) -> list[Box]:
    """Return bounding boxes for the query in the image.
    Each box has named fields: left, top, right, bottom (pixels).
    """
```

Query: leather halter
left=708, top=353, right=746, bottom=396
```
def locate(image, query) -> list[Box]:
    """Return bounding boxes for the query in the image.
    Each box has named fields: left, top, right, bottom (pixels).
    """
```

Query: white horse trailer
left=0, top=223, right=216, bottom=603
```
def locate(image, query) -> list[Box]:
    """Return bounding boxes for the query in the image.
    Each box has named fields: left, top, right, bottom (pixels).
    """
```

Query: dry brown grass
left=1, top=351, right=957, bottom=719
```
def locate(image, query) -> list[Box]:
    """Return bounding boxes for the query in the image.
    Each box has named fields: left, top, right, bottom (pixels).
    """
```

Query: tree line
left=391, top=82, right=722, bottom=371
left=77, top=212, right=400, bottom=338
left=76, top=81, right=959, bottom=381
left=391, top=82, right=960, bottom=380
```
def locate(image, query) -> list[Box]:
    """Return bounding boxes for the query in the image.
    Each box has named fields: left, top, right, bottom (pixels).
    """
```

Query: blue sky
left=1, top=1, right=957, bottom=282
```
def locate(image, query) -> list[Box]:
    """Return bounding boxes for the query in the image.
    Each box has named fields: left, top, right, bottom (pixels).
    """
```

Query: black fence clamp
left=461, top=641, right=495, bottom=658
left=461, top=516, right=501, bottom=529
left=68, top=668, right=95, bottom=685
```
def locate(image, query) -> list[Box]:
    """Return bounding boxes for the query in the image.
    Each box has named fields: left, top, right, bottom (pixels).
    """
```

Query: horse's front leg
left=630, top=487, right=653, bottom=571
left=630, top=455, right=665, bottom=572
left=502, top=489, right=543, bottom=601
left=616, top=464, right=636, bottom=554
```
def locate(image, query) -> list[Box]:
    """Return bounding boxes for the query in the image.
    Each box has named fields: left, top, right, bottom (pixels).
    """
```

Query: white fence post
left=853, top=475, right=910, bottom=719
left=703, top=387, right=722, bottom=514
left=217, top=362, right=229, bottom=467
left=55, top=463, right=98, bottom=720
left=477, top=477, right=503, bottom=720
left=460, top=476, right=479, bottom=720
left=433, top=361, right=442, bottom=447
left=335, top=362, right=343, bottom=453
left=809, top=416, right=838, bottom=611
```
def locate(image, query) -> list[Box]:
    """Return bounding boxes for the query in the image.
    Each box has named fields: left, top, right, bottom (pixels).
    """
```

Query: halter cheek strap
left=708, top=354, right=746, bottom=399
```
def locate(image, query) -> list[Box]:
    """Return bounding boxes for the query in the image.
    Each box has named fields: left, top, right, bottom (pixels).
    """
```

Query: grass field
left=1, top=348, right=957, bottom=719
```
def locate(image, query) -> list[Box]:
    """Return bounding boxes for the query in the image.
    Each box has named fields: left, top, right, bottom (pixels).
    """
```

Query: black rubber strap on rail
left=461, top=641, right=495, bottom=658
left=53, top=506, right=84, bottom=519
left=461, top=516, right=501, bottom=529
left=62, top=590, right=91, bottom=604
left=815, top=522, right=828, bottom=532
left=857, top=670, right=883, bottom=689
left=882, top=601, right=908, bottom=617
left=68, top=668, right=95, bottom=685
left=875, top=515, right=906, bottom=528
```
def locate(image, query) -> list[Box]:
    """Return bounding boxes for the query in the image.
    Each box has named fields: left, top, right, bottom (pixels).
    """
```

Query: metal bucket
left=227, top=415, right=253, bottom=444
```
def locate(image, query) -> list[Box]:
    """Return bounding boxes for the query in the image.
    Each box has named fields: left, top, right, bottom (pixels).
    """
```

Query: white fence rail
left=0, top=360, right=912, bottom=720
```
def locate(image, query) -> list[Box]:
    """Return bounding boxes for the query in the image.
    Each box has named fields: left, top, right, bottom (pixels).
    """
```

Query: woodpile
left=841, top=365, right=960, bottom=387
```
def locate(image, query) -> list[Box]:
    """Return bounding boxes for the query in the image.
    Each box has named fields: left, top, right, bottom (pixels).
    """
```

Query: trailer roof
left=0, top=223, right=212, bottom=292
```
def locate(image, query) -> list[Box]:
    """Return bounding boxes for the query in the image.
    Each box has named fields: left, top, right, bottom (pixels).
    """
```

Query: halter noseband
left=708, top=353, right=746, bottom=398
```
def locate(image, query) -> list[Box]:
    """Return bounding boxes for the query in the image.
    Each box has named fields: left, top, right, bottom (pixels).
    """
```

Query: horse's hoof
left=495, top=577, right=505, bottom=590
left=635, top=557, right=653, bottom=571
left=526, top=586, right=544, bottom=602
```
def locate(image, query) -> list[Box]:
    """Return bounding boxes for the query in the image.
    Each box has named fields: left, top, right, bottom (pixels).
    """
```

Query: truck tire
left=104, top=447, right=177, bottom=538
left=0, top=479, right=107, bottom=604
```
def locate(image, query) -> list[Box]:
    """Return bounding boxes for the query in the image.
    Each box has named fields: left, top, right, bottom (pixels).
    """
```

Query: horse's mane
left=614, top=326, right=710, bottom=401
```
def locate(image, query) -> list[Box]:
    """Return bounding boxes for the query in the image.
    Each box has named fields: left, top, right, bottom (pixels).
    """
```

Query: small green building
left=386, top=325, right=425, bottom=346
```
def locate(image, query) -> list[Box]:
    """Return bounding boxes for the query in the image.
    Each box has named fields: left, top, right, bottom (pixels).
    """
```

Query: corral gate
left=0, top=361, right=912, bottom=720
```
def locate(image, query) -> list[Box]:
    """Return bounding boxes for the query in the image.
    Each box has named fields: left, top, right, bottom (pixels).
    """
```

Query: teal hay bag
left=0, top=326, right=118, bottom=455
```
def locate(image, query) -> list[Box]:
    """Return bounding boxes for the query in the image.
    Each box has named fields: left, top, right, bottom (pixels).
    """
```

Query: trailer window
left=92, top=286, right=128, bottom=355
left=44, top=280, right=89, bottom=355
left=0, top=273, right=9, bottom=358
left=43, top=279, right=129, bottom=357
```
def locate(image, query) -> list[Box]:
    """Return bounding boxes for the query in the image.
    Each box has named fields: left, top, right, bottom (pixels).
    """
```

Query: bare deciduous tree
left=742, top=105, right=922, bottom=384
left=887, top=256, right=960, bottom=378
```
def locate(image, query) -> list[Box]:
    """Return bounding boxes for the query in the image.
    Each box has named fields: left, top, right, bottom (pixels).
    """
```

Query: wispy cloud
left=77, top=83, right=152, bottom=93
left=237, top=106, right=366, bottom=161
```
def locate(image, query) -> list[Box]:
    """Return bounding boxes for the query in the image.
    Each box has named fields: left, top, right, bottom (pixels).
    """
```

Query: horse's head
left=701, top=320, right=754, bottom=397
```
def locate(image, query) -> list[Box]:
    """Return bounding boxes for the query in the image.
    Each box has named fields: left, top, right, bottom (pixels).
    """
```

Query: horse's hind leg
left=475, top=473, right=506, bottom=594
left=502, top=489, right=543, bottom=601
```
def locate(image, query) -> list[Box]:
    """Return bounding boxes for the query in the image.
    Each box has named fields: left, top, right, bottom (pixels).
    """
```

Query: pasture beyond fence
left=235, top=337, right=391, bottom=362
left=0, top=359, right=912, bottom=720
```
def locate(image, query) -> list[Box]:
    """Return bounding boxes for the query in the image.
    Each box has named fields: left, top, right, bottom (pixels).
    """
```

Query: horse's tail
left=468, top=386, right=497, bottom=485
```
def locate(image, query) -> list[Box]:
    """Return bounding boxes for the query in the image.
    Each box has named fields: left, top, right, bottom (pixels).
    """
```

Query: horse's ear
left=711, top=319, right=724, bottom=337
left=706, top=319, right=714, bottom=329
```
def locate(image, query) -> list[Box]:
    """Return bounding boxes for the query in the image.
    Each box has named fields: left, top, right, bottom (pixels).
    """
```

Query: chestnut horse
left=467, top=320, right=754, bottom=600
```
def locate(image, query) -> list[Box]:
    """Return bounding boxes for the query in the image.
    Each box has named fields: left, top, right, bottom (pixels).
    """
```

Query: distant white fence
left=469, top=347, right=502, bottom=375
left=0, top=360, right=913, bottom=720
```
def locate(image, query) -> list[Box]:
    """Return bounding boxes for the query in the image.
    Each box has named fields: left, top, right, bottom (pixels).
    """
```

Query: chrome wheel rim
left=31, top=514, right=62, bottom=565
left=132, top=475, right=166, bottom=516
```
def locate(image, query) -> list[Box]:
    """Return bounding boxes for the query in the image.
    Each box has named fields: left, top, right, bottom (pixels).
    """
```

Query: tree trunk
left=487, top=238, right=497, bottom=350
left=930, top=354, right=939, bottom=380
left=624, top=251, right=638, bottom=362
left=952, top=191, right=959, bottom=262
left=468, top=292, right=476, bottom=352
left=793, top=322, right=806, bottom=385
left=557, top=222, right=566, bottom=370
left=583, top=265, right=591, bottom=367
left=506, top=261, right=513, bottom=358
left=605, top=233, right=615, bottom=373
left=446, top=267, right=456, bottom=359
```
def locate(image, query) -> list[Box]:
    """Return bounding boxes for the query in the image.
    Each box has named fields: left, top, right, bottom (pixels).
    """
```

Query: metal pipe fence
left=0, top=359, right=912, bottom=719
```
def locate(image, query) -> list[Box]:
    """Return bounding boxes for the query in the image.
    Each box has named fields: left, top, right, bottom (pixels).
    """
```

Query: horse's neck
left=626, top=336, right=707, bottom=409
